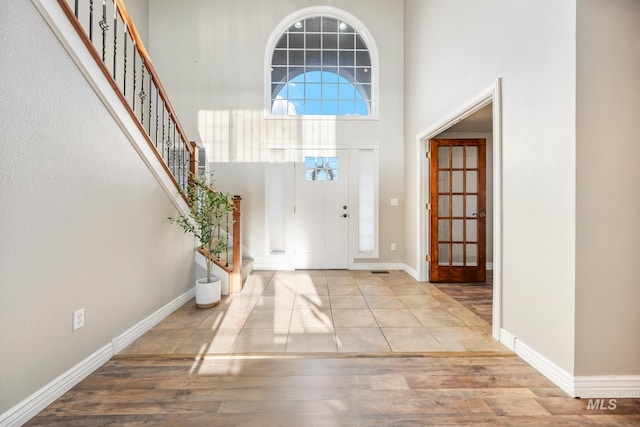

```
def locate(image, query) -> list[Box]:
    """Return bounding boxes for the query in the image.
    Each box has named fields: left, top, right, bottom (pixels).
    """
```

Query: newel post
left=189, top=141, right=199, bottom=178
left=230, top=195, right=243, bottom=293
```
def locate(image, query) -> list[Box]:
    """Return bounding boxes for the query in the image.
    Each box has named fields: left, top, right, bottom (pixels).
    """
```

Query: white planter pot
left=195, top=277, right=222, bottom=308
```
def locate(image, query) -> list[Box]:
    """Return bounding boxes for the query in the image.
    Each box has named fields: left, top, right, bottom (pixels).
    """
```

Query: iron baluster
left=217, top=211, right=221, bottom=262
left=181, top=145, right=185, bottom=189
left=123, top=27, right=127, bottom=96
left=148, top=72, right=152, bottom=135
left=99, top=0, right=108, bottom=62
left=89, top=0, right=94, bottom=42
left=155, top=87, right=159, bottom=148
left=178, top=144, right=182, bottom=188
left=187, top=151, right=192, bottom=189
left=172, top=124, right=177, bottom=175
left=112, top=2, right=117, bottom=80
left=74, top=0, right=78, bottom=18
left=166, top=118, right=172, bottom=170
left=132, top=47, right=136, bottom=111
left=182, top=145, right=186, bottom=189
left=139, top=58, right=146, bottom=126
left=161, top=100, right=166, bottom=156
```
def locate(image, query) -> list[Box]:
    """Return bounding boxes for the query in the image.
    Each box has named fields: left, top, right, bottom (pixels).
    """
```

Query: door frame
left=416, top=79, right=502, bottom=339
left=264, top=142, right=379, bottom=271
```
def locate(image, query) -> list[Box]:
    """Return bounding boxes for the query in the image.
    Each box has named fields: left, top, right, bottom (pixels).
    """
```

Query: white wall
left=405, top=0, right=577, bottom=373
left=123, top=0, right=149, bottom=46
left=575, top=0, right=640, bottom=376
left=0, top=1, right=195, bottom=413
left=147, top=0, right=405, bottom=267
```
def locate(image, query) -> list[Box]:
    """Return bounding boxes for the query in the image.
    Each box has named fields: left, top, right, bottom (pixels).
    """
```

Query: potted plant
left=169, top=172, right=234, bottom=308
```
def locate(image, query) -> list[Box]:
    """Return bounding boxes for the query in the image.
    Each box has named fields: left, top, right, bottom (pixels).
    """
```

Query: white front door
left=295, top=150, right=349, bottom=269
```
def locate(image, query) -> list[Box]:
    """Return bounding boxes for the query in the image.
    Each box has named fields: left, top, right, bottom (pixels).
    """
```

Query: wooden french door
left=429, top=139, right=486, bottom=282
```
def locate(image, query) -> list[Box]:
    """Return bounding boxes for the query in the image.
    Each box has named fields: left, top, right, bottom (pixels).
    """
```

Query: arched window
left=268, top=13, right=375, bottom=116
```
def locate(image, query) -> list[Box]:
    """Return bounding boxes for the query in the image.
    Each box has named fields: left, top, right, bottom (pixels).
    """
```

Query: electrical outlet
left=391, top=243, right=397, bottom=251
left=72, top=308, right=85, bottom=331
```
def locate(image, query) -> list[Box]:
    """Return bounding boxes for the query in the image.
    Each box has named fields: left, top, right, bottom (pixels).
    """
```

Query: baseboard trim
left=515, top=336, right=575, bottom=397
left=0, top=344, right=112, bottom=427
left=350, top=262, right=408, bottom=271
left=252, top=263, right=420, bottom=279
left=112, top=288, right=195, bottom=354
left=574, top=376, right=640, bottom=398
left=500, top=328, right=573, bottom=396
left=403, top=264, right=420, bottom=281
left=0, top=288, right=194, bottom=427
left=499, top=328, right=640, bottom=398
left=498, top=328, right=517, bottom=351
left=252, top=263, right=296, bottom=271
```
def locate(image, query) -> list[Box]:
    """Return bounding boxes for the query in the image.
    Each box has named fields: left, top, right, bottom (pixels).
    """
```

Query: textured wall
left=575, top=0, right=640, bottom=376
left=0, top=0, right=195, bottom=413
left=404, top=0, right=577, bottom=373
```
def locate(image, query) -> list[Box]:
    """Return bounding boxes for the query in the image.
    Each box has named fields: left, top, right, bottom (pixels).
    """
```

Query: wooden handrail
left=113, top=0, right=193, bottom=157
left=55, top=0, right=196, bottom=202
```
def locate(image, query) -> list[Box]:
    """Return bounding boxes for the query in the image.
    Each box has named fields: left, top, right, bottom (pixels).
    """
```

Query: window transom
left=270, top=16, right=372, bottom=116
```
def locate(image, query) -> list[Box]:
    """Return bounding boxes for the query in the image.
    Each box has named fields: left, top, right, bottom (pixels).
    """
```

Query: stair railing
left=56, top=0, right=245, bottom=291
left=197, top=195, right=243, bottom=293
left=57, top=0, right=197, bottom=197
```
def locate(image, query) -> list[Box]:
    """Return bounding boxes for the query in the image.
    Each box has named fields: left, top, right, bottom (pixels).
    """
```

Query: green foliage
left=169, top=172, right=234, bottom=282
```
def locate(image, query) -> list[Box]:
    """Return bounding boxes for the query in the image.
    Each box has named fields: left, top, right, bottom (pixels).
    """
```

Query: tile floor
left=120, top=270, right=508, bottom=356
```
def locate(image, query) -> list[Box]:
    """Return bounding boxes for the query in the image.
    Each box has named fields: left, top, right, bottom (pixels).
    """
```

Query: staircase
left=49, top=0, right=250, bottom=292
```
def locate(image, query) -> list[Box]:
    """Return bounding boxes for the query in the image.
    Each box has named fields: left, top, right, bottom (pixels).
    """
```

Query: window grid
left=271, top=16, right=372, bottom=115
left=304, top=156, right=339, bottom=181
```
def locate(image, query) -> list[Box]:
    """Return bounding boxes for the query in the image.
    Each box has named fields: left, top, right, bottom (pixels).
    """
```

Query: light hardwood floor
left=26, top=270, right=640, bottom=425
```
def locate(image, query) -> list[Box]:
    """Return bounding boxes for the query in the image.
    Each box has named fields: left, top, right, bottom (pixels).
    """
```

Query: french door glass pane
left=438, top=171, right=450, bottom=191
left=466, top=195, right=477, bottom=218
left=438, top=146, right=450, bottom=168
left=438, top=195, right=450, bottom=216
left=452, top=146, right=464, bottom=168
left=466, top=219, right=477, bottom=242
left=438, top=219, right=450, bottom=241
left=452, top=244, right=463, bottom=266
left=452, top=171, right=464, bottom=192
left=466, top=146, right=478, bottom=168
left=452, top=219, right=464, bottom=241
left=439, top=244, right=450, bottom=265
left=466, top=170, right=477, bottom=193
left=452, top=195, right=464, bottom=217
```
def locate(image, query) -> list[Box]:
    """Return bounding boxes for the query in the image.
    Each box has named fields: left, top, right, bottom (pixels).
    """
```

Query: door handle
left=472, top=212, right=486, bottom=218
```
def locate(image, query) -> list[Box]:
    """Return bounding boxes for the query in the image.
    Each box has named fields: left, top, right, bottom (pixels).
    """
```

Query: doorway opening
left=416, top=79, right=502, bottom=339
